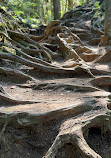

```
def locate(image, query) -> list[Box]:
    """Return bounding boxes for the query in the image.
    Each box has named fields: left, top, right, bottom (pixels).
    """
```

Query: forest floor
left=0, top=73, right=110, bottom=158
left=0, top=3, right=111, bottom=158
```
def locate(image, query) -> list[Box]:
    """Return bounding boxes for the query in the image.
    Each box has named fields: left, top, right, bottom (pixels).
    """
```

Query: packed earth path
left=0, top=3, right=111, bottom=158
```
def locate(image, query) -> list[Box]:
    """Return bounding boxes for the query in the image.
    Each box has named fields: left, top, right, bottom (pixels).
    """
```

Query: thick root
left=7, top=30, right=56, bottom=57
left=29, top=82, right=100, bottom=92
left=57, top=33, right=81, bottom=59
left=0, top=42, right=59, bottom=68
left=0, top=66, right=34, bottom=81
left=95, top=46, right=111, bottom=63
left=0, top=52, right=94, bottom=77
left=90, top=76, right=111, bottom=91
left=0, top=92, right=39, bottom=105
left=45, top=114, right=111, bottom=158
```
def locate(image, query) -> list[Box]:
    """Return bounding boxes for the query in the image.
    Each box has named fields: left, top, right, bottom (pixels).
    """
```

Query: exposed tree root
left=57, top=33, right=81, bottom=59
left=61, top=59, right=81, bottom=68
left=80, top=53, right=100, bottom=62
left=0, top=17, right=102, bottom=80
left=0, top=92, right=39, bottom=105
left=0, top=99, right=95, bottom=158
left=0, top=32, right=52, bottom=62
left=88, top=38, right=100, bottom=46
left=7, top=30, right=56, bottom=57
left=0, top=66, right=34, bottom=81
left=0, top=29, right=95, bottom=78
left=0, top=86, right=38, bottom=105
left=95, top=46, right=111, bottom=63
left=0, top=3, right=111, bottom=158
left=0, top=86, right=7, bottom=94
left=26, top=82, right=100, bottom=92
left=0, top=42, right=59, bottom=68
left=75, top=45, right=93, bottom=55
left=45, top=114, right=111, bottom=158
left=17, top=82, right=100, bottom=92
left=90, top=68, right=110, bottom=75
left=0, top=52, right=94, bottom=77
left=90, top=76, right=111, bottom=91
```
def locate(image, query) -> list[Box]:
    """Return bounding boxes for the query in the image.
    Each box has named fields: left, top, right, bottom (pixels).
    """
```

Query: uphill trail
left=0, top=3, right=111, bottom=158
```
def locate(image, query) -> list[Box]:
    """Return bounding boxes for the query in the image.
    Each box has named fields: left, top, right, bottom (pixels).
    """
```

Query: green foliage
left=92, top=0, right=105, bottom=28
left=94, top=2, right=100, bottom=8
left=0, top=0, right=39, bottom=27
left=0, top=0, right=104, bottom=28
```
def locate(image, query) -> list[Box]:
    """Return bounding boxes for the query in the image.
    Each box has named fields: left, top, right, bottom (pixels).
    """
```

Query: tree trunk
left=99, top=0, right=110, bottom=46
left=104, top=0, right=109, bottom=36
left=68, top=0, right=73, bottom=9
left=53, top=0, right=61, bottom=20
left=107, top=0, right=111, bottom=35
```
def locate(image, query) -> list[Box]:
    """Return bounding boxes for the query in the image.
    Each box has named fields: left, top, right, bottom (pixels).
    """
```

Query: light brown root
left=0, top=66, right=34, bottom=81
left=75, top=45, right=93, bottom=55
left=88, top=38, right=100, bottom=46
left=95, top=46, right=111, bottom=63
left=30, top=82, right=100, bottom=92
left=0, top=32, right=52, bottom=62
left=0, top=42, right=59, bottom=68
left=57, top=33, right=81, bottom=60
left=80, top=53, right=100, bottom=62
left=45, top=114, right=111, bottom=158
left=44, top=25, right=83, bottom=45
left=7, top=30, right=56, bottom=57
left=0, top=92, right=39, bottom=105
left=0, top=52, right=94, bottom=77
left=90, top=68, right=110, bottom=76
left=74, top=45, right=99, bottom=62
left=29, top=34, right=45, bottom=42
left=90, top=76, right=111, bottom=91
left=61, top=59, right=81, bottom=68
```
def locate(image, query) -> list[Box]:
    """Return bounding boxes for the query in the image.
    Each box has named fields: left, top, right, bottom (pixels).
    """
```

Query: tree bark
left=104, top=0, right=110, bottom=36
left=107, top=0, right=111, bottom=35
left=53, top=0, right=61, bottom=20
left=68, top=0, right=73, bottom=9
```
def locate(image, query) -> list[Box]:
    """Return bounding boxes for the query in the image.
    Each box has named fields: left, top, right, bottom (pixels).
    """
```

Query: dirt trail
left=0, top=3, right=111, bottom=157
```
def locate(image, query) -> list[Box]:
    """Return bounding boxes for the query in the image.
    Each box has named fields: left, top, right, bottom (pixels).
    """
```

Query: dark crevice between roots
left=107, top=103, right=111, bottom=110
left=86, top=126, right=111, bottom=158
left=55, top=143, right=82, bottom=158
left=98, top=85, right=111, bottom=92
left=0, top=74, right=29, bottom=84
left=88, top=127, right=101, bottom=136
left=107, top=95, right=111, bottom=110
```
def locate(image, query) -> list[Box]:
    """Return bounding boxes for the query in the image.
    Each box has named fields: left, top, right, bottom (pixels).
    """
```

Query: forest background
left=0, top=0, right=102, bottom=28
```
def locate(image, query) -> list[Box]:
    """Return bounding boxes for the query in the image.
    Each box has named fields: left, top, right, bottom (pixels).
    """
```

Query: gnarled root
left=27, top=82, right=100, bottom=92
left=0, top=66, right=34, bottom=81
left=45, top=114, right=111, bottom=158
left=90, top=76, right=111, bottom=91
left=0, top=52, right=94, bottom=77
left=0, top=85, right=39, bottom=105
left=95, top=46, right=111, bottom=63
left=0, top=92, right=39, bottom=105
